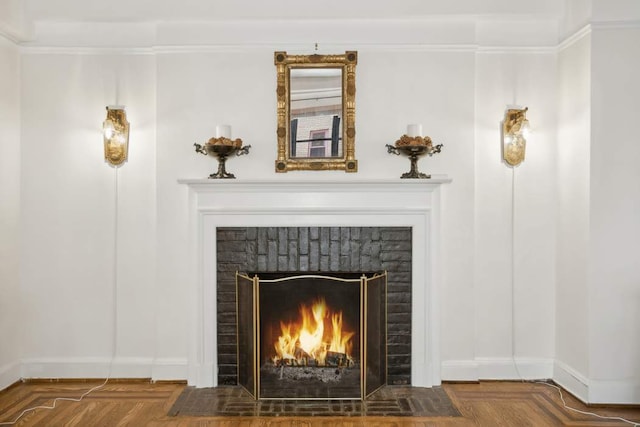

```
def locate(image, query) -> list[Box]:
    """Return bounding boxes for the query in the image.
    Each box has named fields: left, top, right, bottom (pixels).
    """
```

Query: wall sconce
left=103, top=106, right=130, bottom=167
left=502, top=107, right=530, bottom=167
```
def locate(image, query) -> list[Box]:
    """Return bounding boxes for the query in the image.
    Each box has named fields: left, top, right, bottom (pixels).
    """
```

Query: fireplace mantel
left=179, top=177, right=451, bottom=389
left=177, top=177, right=452, bottom=189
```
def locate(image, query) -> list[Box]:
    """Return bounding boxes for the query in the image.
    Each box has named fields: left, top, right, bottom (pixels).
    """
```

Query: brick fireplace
left=218, top=227, right=409, bottom=388
left=178, top=179, right=449, bottom=389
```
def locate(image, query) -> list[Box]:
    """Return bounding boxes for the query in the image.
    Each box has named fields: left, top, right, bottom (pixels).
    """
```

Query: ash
left=261, top=363, right=360, bottom=383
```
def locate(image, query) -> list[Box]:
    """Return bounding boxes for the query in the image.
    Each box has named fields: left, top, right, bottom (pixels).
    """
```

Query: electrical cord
left=0, top=377, right=112, bottom=426
left=0, top=166, right=120, bottom=426
left=535, top=381, right=640, bottom=426
left=509, top=167, right=639, bottom=427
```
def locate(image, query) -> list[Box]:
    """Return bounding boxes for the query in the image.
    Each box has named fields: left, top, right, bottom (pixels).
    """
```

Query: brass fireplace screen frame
left=236, top=272, right=387, bottom=401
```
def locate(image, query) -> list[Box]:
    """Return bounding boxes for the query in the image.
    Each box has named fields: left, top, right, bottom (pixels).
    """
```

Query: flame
left=272, top=298, right=354, bottom=366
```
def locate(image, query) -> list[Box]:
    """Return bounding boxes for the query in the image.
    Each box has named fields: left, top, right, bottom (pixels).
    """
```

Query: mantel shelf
left=178, top=176, right=452, bottom=190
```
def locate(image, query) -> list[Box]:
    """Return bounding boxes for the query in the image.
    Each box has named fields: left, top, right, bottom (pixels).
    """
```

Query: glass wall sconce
left=103, top=106, right=130, bottom=167
left=502, top=107, right=530, bottom=167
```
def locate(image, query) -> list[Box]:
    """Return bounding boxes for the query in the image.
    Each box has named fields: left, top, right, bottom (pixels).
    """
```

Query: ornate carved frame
left=275, top=51, right=358, bottom=172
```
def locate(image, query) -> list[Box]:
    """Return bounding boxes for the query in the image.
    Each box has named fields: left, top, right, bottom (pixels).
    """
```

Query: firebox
left=236, top=272, right=387, bottom=400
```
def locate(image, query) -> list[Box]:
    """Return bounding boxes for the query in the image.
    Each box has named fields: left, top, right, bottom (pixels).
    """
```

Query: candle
left=407, top=124, right=422, bottom=137
left=215, top=125, right=231, bottom=139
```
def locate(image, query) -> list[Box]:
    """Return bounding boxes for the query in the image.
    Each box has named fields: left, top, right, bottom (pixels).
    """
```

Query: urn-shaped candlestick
left=194, top=137, right=251, bottom=179
left=386, top=135, right=442, bottom=179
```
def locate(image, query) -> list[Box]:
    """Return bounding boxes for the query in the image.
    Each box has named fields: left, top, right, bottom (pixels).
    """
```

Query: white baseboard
left=19, top=357, right=187, bottom=382
left=11, top=357, right=639, bottom=404
left=552, top=360, right=589, bottom=403
left=588, top=378, right=640, bottom=405
left=152, top=358, right=188, bottom=381
left=10, top=357, right=188, bottom=385
left=477, top=357, right=554, bottom=380
left=441, top=360, right=479, bottom=381
left=20, top=357, right=155, bottom=379
left=0, top=360, right=21, bottom=391
left=441, top=357, right=554, bottom=382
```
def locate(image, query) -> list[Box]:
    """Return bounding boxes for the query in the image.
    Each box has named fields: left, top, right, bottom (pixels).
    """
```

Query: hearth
left=237, top=272, right=387, bottom=400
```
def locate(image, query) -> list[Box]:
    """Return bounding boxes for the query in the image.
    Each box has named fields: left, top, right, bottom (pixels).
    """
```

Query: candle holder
left=386, top=135, right=443, bottom=179
left=194, top=137, right=251, bottom=179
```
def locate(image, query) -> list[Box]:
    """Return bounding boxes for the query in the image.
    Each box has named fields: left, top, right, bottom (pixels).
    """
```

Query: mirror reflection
left=290, top=68, right=343, bottom=158
left=275, top=51, right=357, bottom=173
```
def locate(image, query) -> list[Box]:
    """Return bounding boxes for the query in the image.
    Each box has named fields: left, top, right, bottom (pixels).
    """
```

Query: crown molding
left=15, top=17, right=640, bottom=55
left=591, top=20, right=640, bottom=30
left=557, top=24, right=592, bottom=52
left=476, top=45, right=557, bottom=54
left=20, top=46, right=155, bottom=55
left=17, top=17, right=558, bottom=52
left=0, top=24, right=23, bottom=45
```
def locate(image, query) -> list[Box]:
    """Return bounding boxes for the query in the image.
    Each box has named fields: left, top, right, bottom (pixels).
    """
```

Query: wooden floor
left=1, top=380, right=639, bottom=426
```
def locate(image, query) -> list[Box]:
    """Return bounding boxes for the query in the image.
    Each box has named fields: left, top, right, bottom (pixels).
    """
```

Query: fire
left=273, top=298, right=354, bottom=367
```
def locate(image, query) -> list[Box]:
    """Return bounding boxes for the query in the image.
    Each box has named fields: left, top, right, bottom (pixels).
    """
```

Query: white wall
left=19, top=53, right=157, bottom=378
left=589, top=26, right=640, bottom=404
left=0, top=36, right=22, bottom=389
left=555, top=33, right=591, bottom=400
left=7, top=1, right=639, bottom=404
left=155, top=45, right=561, bottom=384
left=473, top=52, right=557, bottom=379
left=360, top=50, right=478, bottom=369
left=11, top=47, right=559, bottom=386
left=152, top=48, right=480, bottom=378
left=554, top=23, right=640, bottom=405
left=153, top=46, right=557, bottom=382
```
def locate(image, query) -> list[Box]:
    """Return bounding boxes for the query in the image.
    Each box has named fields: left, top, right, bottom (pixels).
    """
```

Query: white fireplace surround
left=179, top=178, right=451, bottom=388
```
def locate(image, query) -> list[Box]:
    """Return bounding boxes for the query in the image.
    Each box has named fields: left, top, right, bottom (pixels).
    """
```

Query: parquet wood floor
left=0, top=380, right=638, bottom=426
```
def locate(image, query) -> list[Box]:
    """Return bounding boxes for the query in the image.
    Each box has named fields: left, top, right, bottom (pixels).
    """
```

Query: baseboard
left=477, top=357, right=554, bottom=380
left=20, top=357, right=156, bottom=380
left=588, top=379, right=640, bottom=405
left=553, top=360, right=640, bottom=404
left=13, top=357, right=189, bottom=385
left=0, top=360, right=22, bottom=391
left=441, top=357, right=554, bottom=382
left=441, top=360, right=479, bottom=381
left=553, top=360, right=589, bottom=403
left=152, top=358, right=188, bottom=381
left=13, top=357, right=638, bottom=403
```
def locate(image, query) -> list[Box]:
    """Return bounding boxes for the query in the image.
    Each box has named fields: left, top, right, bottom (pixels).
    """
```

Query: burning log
left=276, top=354, right=320, bottom=367
left=272, top=298, right=355, bottom=369
left=325, top=351, right=350, bottom=367
left=294, top=347, right=310, bottom=361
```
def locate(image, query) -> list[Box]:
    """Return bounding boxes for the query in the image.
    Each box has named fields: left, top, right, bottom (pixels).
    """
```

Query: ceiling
left=2, top=0, right=590, bottom=48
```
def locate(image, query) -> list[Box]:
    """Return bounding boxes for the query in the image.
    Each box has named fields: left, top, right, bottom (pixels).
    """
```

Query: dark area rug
left=168, top=385, right=461, bottom=417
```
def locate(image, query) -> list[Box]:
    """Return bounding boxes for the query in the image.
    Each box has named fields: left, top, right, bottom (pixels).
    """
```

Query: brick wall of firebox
left=216, top=227, right=412, bottom=386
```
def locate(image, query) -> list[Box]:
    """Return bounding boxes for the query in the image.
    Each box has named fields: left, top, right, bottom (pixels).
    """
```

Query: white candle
left=215, top=125, right=231, bottom=139
left=407, top=124, right=422, bottom=137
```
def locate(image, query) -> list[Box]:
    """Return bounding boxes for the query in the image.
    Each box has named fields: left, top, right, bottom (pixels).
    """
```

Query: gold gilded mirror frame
left=275, top=51, right=357, bottom=172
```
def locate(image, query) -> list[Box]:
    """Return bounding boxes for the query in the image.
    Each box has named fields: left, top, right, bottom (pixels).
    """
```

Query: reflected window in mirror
left=290, top=68, right=343, bottom=158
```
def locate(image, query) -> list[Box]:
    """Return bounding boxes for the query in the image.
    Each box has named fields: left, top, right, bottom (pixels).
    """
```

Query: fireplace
left=237, top=272, right=387, bottom=400
left=178, top=179, right=449, bottom=389
left=218, top=227, right=408, bottom=388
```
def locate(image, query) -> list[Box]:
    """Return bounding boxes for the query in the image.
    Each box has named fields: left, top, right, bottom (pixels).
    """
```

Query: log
left=325, top=351, right=348, bottom=367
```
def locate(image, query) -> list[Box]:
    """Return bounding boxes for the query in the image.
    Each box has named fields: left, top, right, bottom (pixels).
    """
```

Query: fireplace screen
left=236, top=272, right=387, bottom=400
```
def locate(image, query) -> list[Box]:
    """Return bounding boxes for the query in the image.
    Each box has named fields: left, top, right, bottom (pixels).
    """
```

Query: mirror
left=275, top=51, right=357, bottom=172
